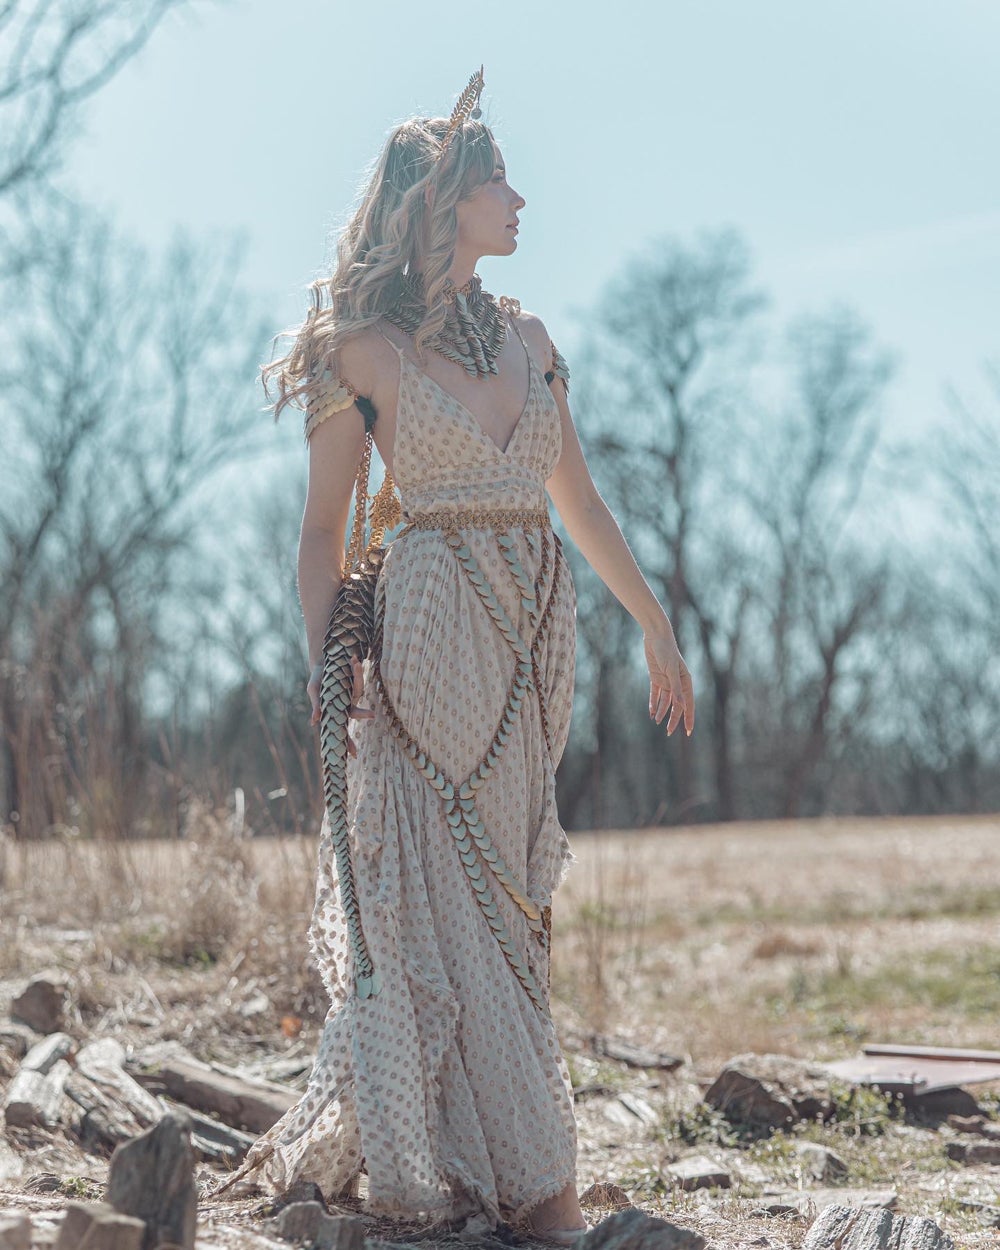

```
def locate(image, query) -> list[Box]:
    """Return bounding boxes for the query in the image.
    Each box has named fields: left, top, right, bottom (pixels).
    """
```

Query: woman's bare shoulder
left=336, top=323, right=397, bottom=396
left=508, top=305, right=554, bottom=365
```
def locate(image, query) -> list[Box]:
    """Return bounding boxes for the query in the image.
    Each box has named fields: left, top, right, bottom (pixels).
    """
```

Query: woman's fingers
left=651, top=665, right=695, bottom=736
left=650, top=683, right=670, bottom=724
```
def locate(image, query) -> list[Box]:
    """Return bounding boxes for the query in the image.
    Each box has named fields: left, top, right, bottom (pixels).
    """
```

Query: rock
left=0, top=1210, right=31, bottom=1250
left=106, top=1110, right=197, bottom=1250
left=754, top=1203, right=799, bottom=1216
left=0, top=1024, right=36, bottom=1060
left=11, top=972, right=69, bottom=1034
left=779, top=1188, right=897, bottom=1213
left=0, top=1140, right=24, bottom=1186
left=911, top=1087, right=981, bottom=1120
left=273, top=1201, right=325, bottom=1241
left=578, top=1207, right=705, bottom=1250
left=803, top=1202, right=953, bottom=1249
left=579, top=1182, right=632, bottom=1210
left=274, top=1179, right=326, bottom=1209
left=616, top=1093, right=659, bottom=1126
left=2, top=1058, right=71, bottom=1128
left=704, top=1053, right=835, bottom=1132
left=795, top=1142, right=848, bottom=1183
left=946, top=1114, right=1000, bottom=1139
left=53, top=1201, right=144, bottom=1250
left=591, top=1035, right=684, bottom=1071
left=20, top=1033, right=76, bottom=1074
left=601, top=1099, right=642, bottom=1130
left=316, top=1215, right=366, bottom=1250
left=945, top=1139, right=1000, bottom=1164
left=271, top=1202, right=366, bottom=1250
left=664, top=1154, right=731, bottom=1191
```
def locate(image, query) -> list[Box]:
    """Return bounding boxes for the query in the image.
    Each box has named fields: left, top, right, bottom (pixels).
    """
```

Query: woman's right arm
left=298, top=331, right=378, bottom=673
left=298, top=406, right=367, bottom=676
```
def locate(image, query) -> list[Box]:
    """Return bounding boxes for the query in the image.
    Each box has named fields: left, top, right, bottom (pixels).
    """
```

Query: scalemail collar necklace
left=383, top=271, right=508, bottom=380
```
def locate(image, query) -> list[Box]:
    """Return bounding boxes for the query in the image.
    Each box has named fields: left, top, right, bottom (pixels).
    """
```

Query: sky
left=61, top=0, right=1000, bottom=488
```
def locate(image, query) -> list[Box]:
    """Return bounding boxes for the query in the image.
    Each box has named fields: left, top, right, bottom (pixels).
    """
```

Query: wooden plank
left=863, top=1043, right=1000, bottom=1064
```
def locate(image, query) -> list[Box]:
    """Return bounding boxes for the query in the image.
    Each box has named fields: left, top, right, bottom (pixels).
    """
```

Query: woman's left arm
left=543, top=364, right=695, bottom=737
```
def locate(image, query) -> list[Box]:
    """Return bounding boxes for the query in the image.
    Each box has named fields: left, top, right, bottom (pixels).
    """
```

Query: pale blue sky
left=64, top=0, right=1000, bottom=463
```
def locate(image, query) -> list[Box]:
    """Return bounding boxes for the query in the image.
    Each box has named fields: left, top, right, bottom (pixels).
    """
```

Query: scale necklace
left=383, top=271, right=508, bottom=380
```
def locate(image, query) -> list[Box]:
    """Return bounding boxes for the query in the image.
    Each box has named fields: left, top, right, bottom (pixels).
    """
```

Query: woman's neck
left=446, top=246, right=480, bottom=289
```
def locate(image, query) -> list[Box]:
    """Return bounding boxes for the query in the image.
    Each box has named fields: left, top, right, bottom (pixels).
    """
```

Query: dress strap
left=375, top=321, right=406, bottom=360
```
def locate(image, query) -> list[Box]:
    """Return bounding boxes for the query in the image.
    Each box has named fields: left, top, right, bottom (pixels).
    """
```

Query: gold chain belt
left=403, top=507, right=550, bottom=532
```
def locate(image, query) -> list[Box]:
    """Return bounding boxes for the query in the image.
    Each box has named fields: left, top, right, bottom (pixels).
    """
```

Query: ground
left=1, top=812, right=999, bottom=1247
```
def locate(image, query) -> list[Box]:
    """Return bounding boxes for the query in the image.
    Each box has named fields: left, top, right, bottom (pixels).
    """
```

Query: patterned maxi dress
left=213, top=312, right=578, bottom=1227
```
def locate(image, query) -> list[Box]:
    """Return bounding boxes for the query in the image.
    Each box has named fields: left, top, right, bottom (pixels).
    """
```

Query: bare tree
left=0, top=0, right=190, bottom=202
left=0, top=193, right=273, bottom=837
left=937, top=363, right=1000, bottom=632
left=570, top=227, right=767, bottom=822
left=740, top=308, right=895, bottom=817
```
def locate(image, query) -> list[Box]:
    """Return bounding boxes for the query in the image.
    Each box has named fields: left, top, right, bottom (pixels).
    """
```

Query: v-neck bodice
left=384, top=316, right=563, bottom=518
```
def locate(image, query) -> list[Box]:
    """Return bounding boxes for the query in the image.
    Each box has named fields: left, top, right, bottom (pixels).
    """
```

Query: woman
left=211, top=70, right=694, bottom=1243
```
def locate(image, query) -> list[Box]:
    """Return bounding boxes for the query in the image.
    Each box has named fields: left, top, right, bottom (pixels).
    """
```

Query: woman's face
left=454, top=143, right=526, bottom=259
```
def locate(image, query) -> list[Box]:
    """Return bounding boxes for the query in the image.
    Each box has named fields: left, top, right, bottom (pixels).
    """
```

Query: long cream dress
left=214, top=313, right=578, bottom=1227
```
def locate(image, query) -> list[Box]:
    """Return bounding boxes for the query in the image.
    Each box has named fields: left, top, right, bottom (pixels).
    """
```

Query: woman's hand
left=644, top=626, right=695, bottom=736
left=308, top=655, right=376, bottom=757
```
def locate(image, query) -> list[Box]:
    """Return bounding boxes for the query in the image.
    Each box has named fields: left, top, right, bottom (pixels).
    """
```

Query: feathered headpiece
left=436, top=65, right=485, bottom=161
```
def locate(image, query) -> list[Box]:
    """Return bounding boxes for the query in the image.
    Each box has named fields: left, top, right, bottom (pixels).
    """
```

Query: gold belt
left=402, top=507, right=551, bottom=532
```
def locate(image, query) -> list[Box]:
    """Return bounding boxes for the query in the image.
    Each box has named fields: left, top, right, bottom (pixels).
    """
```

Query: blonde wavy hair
left=263, top=116, right=498, bottom=423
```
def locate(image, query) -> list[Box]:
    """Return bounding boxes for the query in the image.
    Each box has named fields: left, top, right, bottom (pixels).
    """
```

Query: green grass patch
left=766, top=944, right=1000, bottom=1021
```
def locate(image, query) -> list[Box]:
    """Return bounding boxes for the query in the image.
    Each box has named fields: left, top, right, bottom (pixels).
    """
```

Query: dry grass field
left=2, top=811, right=999, bottom=1247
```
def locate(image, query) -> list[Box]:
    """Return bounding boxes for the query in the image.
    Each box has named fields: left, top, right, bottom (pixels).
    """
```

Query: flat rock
left=106, top=1109, right=197, bottom=1249
left=591, top=1035, right=684, bottom=1071
left=0, top=1210, right=31, bottom=1250
left=795, top=1141, right=848, bottom=1182
left=945, top=1139, right=1000, bottom=1164
left=53, top=1200, right=144, bottom=1250
left=704, top=1053, right=835, bottom=1131
left=664, top=1154, right=731, bottom=1191
left=578, top=1207, right=705, bottom=1249
left=802, top=1202, right=953, bottom=1249
left=11, top=972, right=69, bottom=1035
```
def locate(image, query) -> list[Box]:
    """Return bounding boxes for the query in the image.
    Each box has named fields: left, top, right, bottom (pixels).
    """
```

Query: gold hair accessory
left=437, top=65, right=485, bottom=160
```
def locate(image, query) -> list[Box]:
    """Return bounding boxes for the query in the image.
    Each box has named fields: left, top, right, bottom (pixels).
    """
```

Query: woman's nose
left=512, top=187, right=526, bottom=211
